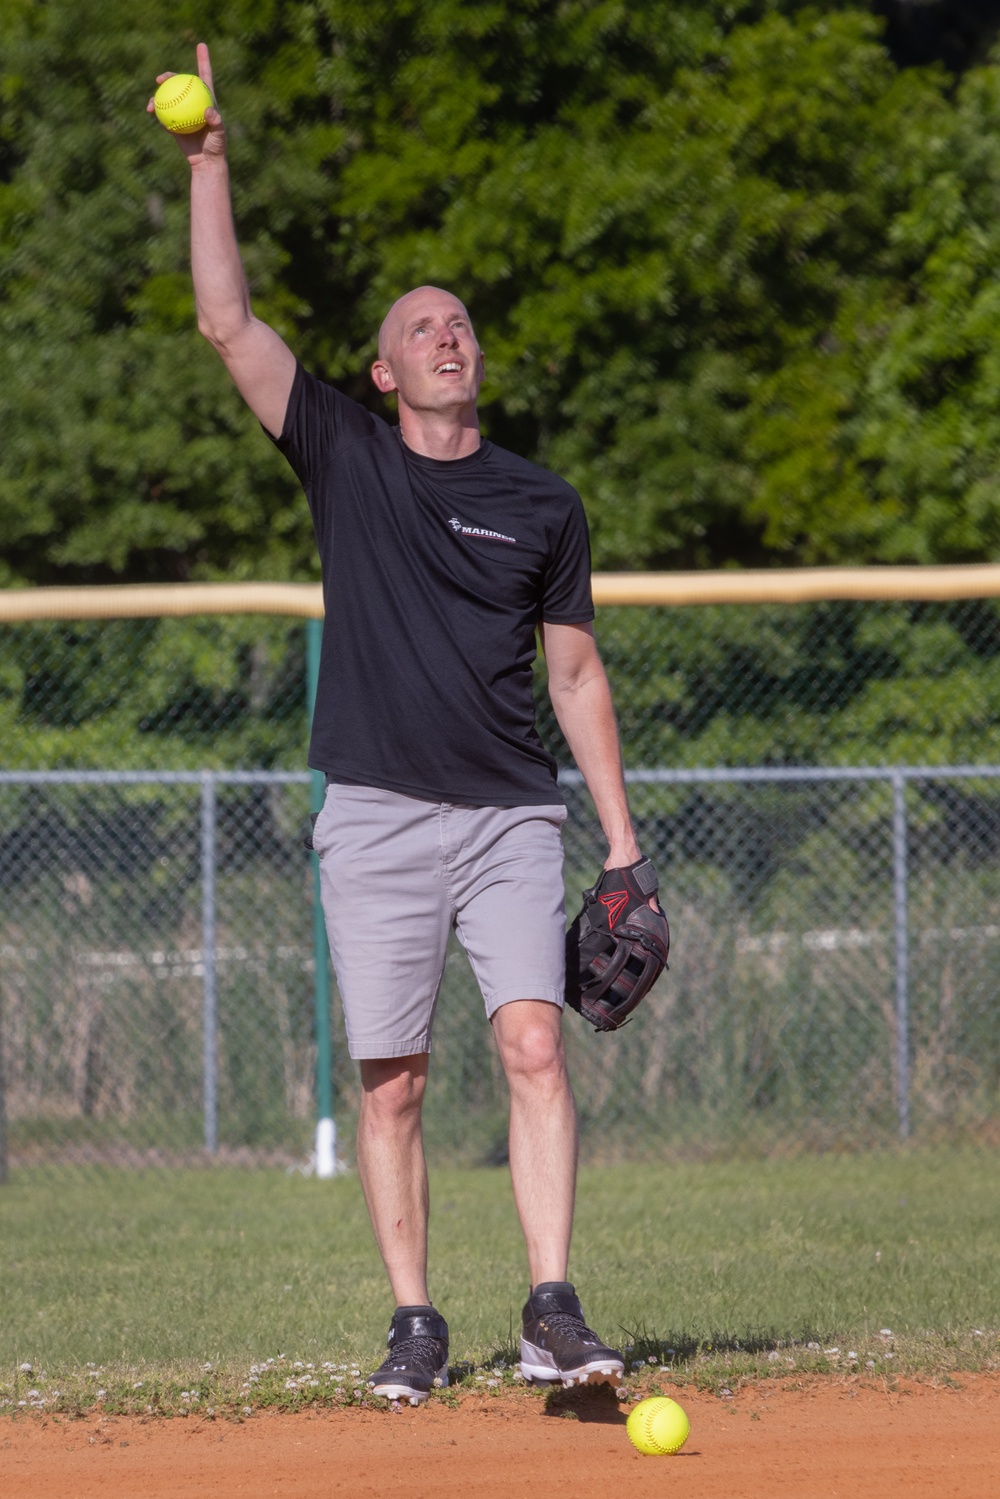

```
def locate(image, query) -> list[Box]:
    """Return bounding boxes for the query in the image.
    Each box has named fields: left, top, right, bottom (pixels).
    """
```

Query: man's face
left=372, top=288, right=484, bottom=414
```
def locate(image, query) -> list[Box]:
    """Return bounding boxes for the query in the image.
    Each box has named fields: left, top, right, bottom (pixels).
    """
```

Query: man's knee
left=493, top=1002, right=567, bottom=1085
left=359, top=1054, right=429, bottom=1121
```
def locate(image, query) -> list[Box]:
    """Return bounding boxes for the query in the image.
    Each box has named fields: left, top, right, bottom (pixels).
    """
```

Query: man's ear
left=371, top=359, right=396, bottom=394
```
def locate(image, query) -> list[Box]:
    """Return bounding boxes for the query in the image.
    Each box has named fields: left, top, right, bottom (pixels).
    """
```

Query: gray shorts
left=311, top=783, right=568, bottom=1059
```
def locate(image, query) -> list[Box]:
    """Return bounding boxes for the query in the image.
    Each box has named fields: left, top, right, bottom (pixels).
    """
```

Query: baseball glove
left=565, top=856, right=669, bottom=1032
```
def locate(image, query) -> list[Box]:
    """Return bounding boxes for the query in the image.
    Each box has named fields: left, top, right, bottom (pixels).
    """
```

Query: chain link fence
left=2, top=594, right=1000, bottom=1173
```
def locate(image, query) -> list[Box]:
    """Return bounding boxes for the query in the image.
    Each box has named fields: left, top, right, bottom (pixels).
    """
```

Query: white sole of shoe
left=368, top=1368, right=449, bottom=1405
left=519, top=1347, right=624, bottom=1388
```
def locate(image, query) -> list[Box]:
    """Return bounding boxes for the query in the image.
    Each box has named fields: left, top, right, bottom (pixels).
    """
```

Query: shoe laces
left=539, top=1310, right=595, bottom=1341
left=387, top=1332, right=446, bottom=1367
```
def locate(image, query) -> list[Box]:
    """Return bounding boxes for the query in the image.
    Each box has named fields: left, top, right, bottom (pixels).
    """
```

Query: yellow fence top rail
left=3, top=565, right=1000, bottom=621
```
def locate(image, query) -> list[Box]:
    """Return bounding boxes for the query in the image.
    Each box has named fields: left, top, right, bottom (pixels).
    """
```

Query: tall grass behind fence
left=2, top=582, right=1000, bottom=1171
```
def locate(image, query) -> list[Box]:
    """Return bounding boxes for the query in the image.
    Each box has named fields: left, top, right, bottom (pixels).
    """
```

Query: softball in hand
left=153, top=74, right=214, bottom=134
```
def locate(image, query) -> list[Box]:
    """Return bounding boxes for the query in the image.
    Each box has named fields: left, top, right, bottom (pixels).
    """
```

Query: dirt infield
left=4, top=1377, right=999, bottom=1498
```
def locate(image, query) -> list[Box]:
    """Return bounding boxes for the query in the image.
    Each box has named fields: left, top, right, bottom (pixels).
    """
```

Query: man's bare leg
left=356, top=1054, right=431, bottom=1307
left=493, top=1001, right=623, bottom=1386
left=490, top=999, right=578, bottom=1285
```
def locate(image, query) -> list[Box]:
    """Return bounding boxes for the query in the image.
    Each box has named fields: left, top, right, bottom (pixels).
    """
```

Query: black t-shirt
left=273, top=363, right=594, bottom=806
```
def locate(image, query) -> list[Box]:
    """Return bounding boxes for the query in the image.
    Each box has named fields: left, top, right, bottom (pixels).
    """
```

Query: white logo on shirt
left=448, top=516, right=517, bottom=545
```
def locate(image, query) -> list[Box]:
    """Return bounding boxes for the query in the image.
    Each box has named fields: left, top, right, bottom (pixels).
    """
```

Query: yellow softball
left=153, top=74, right=215, bottom=134
left=626, top=1395, right=690, bottom=1455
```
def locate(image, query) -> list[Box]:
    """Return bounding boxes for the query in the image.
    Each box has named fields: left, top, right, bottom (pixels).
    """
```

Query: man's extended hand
left=147, top=41, right=225, bottom=165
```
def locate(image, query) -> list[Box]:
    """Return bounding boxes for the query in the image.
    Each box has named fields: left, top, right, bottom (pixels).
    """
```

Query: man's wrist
left=603, top=839, right=641, bottom=869
left=189, top=148, right=229, bottom=177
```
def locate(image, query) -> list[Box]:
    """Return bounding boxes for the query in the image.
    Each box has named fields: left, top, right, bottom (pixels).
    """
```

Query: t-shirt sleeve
left=540, top=491, right=595, bottom=623
left=268, top=360, right=375, bottom=488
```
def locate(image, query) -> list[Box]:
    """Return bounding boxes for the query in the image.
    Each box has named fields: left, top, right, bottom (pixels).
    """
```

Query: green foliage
left=3, top=1, right=1000, bottom=589
left=0, top=617, right=306, bottom=769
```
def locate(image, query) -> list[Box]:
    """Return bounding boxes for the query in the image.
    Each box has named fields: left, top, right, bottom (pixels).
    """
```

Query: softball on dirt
left=626, top=1395, right=690, bottom=1455
left=153, top=74, right=214, bottom=134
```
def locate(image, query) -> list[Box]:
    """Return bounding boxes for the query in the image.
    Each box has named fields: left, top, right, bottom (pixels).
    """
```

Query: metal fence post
left=892, top=771, right=911, bottom=1141
left=307, top=618, right=336, bottom=1177
left=200, top=772, right=218, bottom=1155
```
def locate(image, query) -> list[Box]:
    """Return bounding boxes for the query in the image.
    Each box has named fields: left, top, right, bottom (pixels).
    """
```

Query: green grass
left=1, top=1149, right=998, bottom=1416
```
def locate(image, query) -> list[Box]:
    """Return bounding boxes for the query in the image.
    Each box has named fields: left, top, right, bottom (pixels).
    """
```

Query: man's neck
left=397, top=405, right=481, bottom=460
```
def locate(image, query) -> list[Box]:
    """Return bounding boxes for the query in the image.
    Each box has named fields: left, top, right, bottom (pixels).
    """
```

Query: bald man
left=155, top=46, right=646, bottom=1405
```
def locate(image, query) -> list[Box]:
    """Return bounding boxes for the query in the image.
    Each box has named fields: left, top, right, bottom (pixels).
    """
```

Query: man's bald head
left=377, top=286, right=474, bottom=361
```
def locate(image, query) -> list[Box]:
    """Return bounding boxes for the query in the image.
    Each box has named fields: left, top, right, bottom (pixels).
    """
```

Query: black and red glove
left=565, top=857, right=670, bottom=1032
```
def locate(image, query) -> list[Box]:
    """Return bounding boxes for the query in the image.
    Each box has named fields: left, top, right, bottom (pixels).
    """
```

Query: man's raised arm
left=148, top=42, right=296, bottom=437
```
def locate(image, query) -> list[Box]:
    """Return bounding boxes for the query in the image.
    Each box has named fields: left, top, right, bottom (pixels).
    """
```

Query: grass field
left=1, top=1149, right=998, bottom=1415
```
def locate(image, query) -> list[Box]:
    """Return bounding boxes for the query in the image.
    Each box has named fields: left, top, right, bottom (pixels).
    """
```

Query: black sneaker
left=367, top=1306, right=449, bottom=1405
left=519, top=1282, right=624, bottom=1387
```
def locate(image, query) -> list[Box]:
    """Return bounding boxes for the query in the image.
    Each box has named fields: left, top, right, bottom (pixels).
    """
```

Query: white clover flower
left=880, top=1329, right=892, bottom=1338
left=865, top=1360, right=876, bottom=1369
left=647, top=1356, right=656, bottom=1365
left=848, top=1352, right=857, bottom=1360
left=96, top=1390, right=107, bottom=1399
left=18, top=1363, right=32, bottom=1374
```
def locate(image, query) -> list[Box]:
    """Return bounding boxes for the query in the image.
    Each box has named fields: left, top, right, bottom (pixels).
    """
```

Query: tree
left=6, top=1, right=1000, bottom=587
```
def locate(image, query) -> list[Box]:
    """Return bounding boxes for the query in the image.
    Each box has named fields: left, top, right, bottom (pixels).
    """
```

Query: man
left=151, top=44, right=652, bottom=1406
